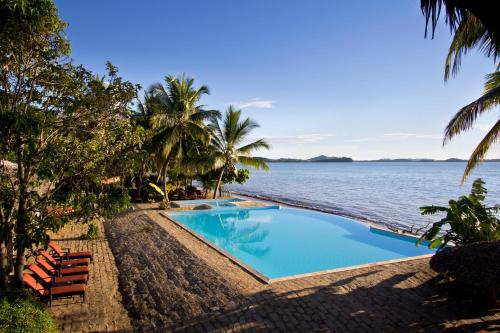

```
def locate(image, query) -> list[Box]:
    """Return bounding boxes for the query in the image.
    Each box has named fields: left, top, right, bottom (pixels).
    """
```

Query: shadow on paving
left=104, top=210, right=248, bottom=332
left=106, top=209, right=499, bottom=333
left=179, top=271, right=499, bottom=333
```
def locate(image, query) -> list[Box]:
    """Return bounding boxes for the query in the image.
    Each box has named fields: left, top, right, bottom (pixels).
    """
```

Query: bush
left=417, top=178, right=500, bottom=250
left=430, top=240, right=500, bottom=302
left=82, top=221, right=99, bottom=240
left=0, top=294, right=58, bottom=333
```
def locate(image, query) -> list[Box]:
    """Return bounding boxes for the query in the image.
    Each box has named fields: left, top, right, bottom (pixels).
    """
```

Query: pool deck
left=103, top=204, right=499, bottom=332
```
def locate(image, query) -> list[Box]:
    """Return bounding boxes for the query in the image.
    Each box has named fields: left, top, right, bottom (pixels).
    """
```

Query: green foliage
left=149, top=182, right=176, bottom=201
left=0, top=294, right=58, bottom=333
left=82, top=221, right=98, bottom=240
left=208, top=106, right=270, bottom=198
left=158, top=201, right=169, bottom=210
left=417, top=179, right=500, bottom=250
left=0, top=0, right=142, bottom=285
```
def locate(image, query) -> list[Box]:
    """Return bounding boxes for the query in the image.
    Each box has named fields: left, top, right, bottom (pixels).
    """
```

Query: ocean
left=226, top=162, right=500, bottom=230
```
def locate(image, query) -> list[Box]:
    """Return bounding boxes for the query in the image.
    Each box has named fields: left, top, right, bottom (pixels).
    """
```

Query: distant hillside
left=257, top=156, right=500, bottom=163
left=257, top=155, right=353, bottom=163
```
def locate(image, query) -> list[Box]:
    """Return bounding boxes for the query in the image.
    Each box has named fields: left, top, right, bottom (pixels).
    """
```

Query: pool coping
left=160, top=209, right=434, bottom=284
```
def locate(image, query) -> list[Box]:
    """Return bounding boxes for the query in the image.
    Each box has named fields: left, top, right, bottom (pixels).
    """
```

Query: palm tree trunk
left=161, top=161, right=169, bottom=203
left=213, top=168, right=225, bottom=199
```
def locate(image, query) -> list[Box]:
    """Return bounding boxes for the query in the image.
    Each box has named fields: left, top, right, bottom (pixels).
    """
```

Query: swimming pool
left=166, top=206, right=435, bottom=280
left=173, top=198, right=244, bottom=207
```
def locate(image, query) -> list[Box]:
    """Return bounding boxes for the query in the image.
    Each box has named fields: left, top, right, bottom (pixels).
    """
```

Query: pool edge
left=160, top=210, right=435, bottom=285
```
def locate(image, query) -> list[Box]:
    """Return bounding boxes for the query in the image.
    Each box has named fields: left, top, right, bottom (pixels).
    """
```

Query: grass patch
left=0, top=291, right=58, bottom=333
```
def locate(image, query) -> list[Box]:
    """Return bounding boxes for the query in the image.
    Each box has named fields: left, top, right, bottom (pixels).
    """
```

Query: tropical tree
left=420, top=1, right=500, bottom=57
left=443, top=70, right=499, bottom=181
left=420, top=5, right=499, bottom=181
left=146, top=75, right=220, bottom=202
left=0, top=0, right=139, bottom=286
left=417, top=178, right=500, bottom=250
left=209, top=106, right=270, bottom=199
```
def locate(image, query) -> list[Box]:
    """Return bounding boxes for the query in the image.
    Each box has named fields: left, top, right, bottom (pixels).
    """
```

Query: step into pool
left=165, top=206, right=435, bottom=281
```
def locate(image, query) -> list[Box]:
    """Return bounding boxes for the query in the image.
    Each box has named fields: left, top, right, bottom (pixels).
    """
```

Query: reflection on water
left=182, top=210, right=270, bottom=258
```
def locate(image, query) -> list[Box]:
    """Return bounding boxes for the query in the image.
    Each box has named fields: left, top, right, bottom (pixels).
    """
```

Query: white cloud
left=229, top=98, right=274, bottom=109
left=383, top=133, right=442, bottom=139
left=349, top=133, right=442, bottom=142
left=263, top=133, right=335, bottom=144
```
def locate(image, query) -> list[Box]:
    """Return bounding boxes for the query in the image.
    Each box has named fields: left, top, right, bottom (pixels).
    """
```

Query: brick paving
left=69, top=204, right=499, bottom=332
left=47, top=219, right=133, bottom=333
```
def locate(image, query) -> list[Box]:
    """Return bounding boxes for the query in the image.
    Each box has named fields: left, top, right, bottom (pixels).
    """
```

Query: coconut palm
left=443, top=70, right=499, bottom=182
left=209, top=106, right=270, bottom=199
left=429, top=11, right=500, bottom=182
left=148, top=75, right=220, bottom=201
left=420, top=1, right=499, bottom=57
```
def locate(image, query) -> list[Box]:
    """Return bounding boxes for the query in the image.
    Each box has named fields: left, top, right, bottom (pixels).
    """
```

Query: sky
left=54, top=0, right=499, bottom=160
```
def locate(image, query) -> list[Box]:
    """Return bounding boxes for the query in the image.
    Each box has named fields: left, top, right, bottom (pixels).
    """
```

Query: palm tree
left=443, top=70, right=499, bottom=182
left=435, top=13, right=499, bottom=181
left=148, top=74, right=220, bottom=201
left=209, top=106, right=270, bottom=199
left=420, top=1, right=499, bottom=57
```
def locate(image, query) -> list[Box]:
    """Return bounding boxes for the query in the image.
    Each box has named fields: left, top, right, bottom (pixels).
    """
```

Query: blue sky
left=55, top=0, right=499, bottom=160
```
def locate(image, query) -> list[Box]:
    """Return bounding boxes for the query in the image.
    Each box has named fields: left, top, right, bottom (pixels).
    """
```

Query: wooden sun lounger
left=40, top=250, right=89, bottom=267
left=36, top=256, right=90, bottom=277
left=23, top=273, right=86, bottom=306
left=49, top=241, right=93, bottom=261
left=28, top=263, right=88, bottom=286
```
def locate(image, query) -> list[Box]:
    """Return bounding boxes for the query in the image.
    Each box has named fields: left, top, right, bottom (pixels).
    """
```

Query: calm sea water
left=226, top=162, right=500, bottom=230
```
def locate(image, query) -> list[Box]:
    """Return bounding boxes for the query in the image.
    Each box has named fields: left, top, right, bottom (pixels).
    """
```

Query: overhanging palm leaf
left=462, top=119, right=500, bottom=182
left=443, top=70, right=499, bottom=181
left=444, top=14, right=490, bottom=81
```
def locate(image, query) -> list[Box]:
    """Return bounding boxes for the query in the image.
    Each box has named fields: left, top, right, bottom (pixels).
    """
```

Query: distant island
left=257, top=155, right=500, bottom=163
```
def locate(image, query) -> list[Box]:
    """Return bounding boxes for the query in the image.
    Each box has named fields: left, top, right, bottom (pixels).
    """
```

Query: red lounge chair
left=40, top=250, right=89, bottom=267
left=49, top=241, right=93, bottom=261
left=23, top=273, right=86, bottom=306
left=28, top=263, right=87, bottom=286
left=36, top=256, right=90, bottom=277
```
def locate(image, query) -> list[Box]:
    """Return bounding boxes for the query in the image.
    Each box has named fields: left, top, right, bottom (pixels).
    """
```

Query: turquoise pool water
left=166, top=206, right=436, bottom=279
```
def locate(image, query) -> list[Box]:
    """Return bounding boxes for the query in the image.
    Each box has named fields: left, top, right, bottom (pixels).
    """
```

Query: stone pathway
left=47, top=219, right=133, bottom=333
left=103, top=205, right=499, bottom=332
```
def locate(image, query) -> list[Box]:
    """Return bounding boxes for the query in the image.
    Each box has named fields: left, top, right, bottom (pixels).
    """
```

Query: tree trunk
left=14, top=143, right=28, bottom=287
left=213, top=169, right=225, bottom=199
left=161, top=162, right=169, bottom=203
left=6, top=229, right=13, bottom=275
left=0, top=241, right=6, bottom=287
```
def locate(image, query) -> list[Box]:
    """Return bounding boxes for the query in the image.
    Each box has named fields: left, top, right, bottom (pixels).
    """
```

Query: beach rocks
left=193, top=203, right=212, bottom=210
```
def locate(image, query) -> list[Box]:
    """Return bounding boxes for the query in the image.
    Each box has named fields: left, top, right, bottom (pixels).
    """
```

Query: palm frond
left=237, top=139, right=271, bottom=155
left=444, top=14, right=488, bottom=81
left=443, top=71, right=500, bottom=143
left=462, top=119, right=500, bottom=182
left=237, top=156, right=269, bottom=171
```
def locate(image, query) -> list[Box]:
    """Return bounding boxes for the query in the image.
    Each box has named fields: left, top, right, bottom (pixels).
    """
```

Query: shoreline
left=230, top=191, right=419, bottom=235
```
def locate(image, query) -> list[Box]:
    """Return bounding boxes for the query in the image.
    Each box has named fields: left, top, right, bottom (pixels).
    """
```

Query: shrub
left=417, top=178, right=500, bottom=250
left=430, top=240, right=500, bottom=302
left=82, top=221, right=99, bottom=240
left=0, top=294, right=58, bottom=333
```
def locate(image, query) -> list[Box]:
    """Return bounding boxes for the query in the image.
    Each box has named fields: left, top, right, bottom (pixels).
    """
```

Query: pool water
left=166, top=206, right=435, bottom=279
